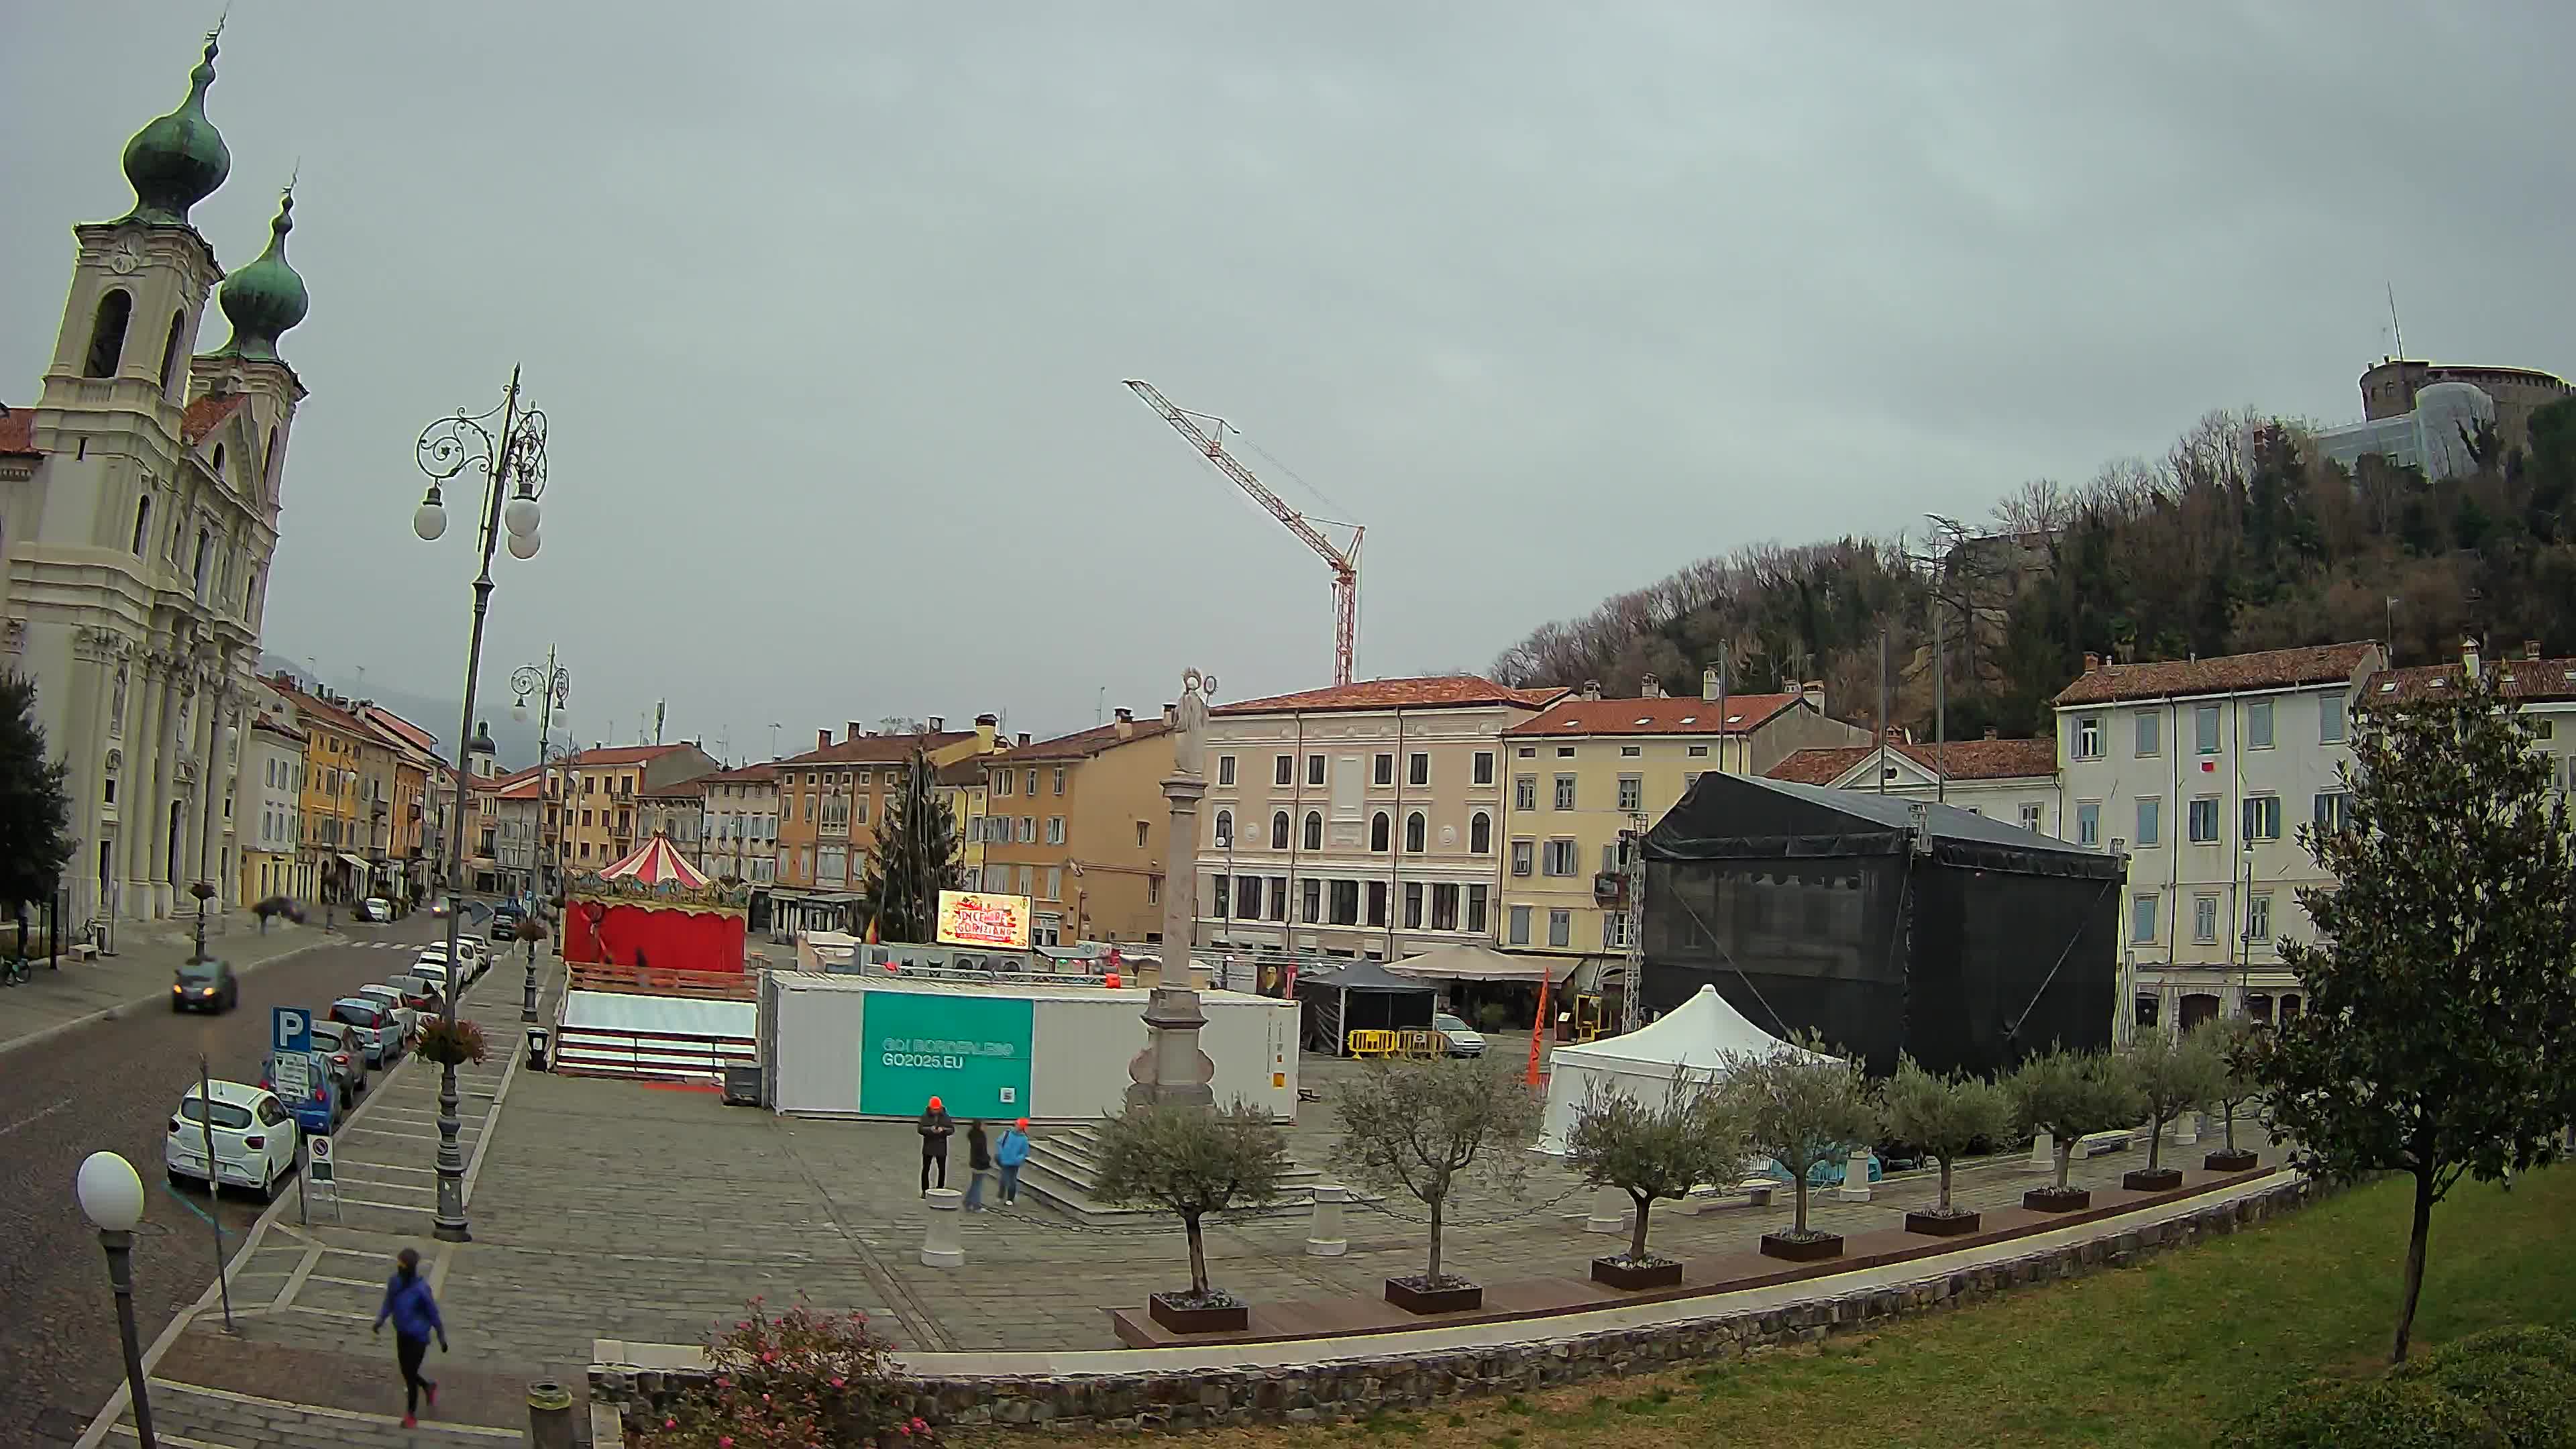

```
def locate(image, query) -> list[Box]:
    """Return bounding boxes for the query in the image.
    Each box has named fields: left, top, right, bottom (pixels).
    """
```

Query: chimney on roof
left=2462, top=635, right=2481, bottom=681
left=1163, top=702, right=1178, bottom=727
left=1114, top=707, right=1134, bottom=739
left=848, top=720, right=865, bottom=741
left=2526, top=640, right=2542, bottom=661
left=1984, top=727, right=1998, bottom=740
left=1016, top=732, right=1031, bottom=747
left=817, top=729, right=830, bottom=751
left=1702, top=667, right=1720, bottom=703
left=1800, top=680, right=1825, bottom=711
left=928, top=716, right=945, bottom=733
left=1640, top=673, right=1663, bottom=698
left=1580, top=679, right=1603, bottom=702
left=2084, top=651, right=2100, bottom=672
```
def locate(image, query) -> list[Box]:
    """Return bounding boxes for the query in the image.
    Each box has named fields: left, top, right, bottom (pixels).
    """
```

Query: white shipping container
left=763, top=972, right=1297, bottom=1122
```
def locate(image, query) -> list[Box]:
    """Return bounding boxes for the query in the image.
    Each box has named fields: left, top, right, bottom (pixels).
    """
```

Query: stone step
left=1016, top=1125, right=1351, bottom=1226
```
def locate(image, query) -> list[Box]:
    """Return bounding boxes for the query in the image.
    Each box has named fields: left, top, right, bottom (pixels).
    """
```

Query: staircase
left=1018, top=1124, right=1352, bottom=1226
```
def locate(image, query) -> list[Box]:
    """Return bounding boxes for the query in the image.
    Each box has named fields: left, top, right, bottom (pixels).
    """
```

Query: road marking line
left=272, top=1246, right=322, bottom=1309
left=276, top=1303, right=373, bottom=1322
left=336, top=1194, right=434, bottom=1213
left=0, top=1095, right=74, bottom=1137
left=144, top=1378, right=525, bottom=1438
left=306, top=1273, right=390, bottom=1288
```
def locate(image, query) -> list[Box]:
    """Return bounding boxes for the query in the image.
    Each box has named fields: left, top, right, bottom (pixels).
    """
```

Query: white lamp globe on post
left=413, top=486, right=448, bottom=543
left=77, top=1150, right=156, bottom=1448
left=503, top=488, right=540, bottom=540
left=506, top=529, right=540, bottom=561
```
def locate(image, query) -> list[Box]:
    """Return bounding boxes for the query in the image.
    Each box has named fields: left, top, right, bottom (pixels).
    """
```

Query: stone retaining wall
left=593, top=1177, right=2319, bottom=1434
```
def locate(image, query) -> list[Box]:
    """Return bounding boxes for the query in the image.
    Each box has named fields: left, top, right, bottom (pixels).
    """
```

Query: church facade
left=0, top=31, right=311, bottom=926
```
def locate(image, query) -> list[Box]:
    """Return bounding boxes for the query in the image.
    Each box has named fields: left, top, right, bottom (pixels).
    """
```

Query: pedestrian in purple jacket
left=372, top=1247, right=447, bottom=1426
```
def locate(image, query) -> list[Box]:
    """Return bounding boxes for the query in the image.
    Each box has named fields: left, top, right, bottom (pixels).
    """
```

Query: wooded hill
left=1489, top=399, right=2576, bottom=741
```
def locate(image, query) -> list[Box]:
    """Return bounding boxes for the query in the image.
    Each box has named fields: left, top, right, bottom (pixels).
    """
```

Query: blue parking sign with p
left=272, top=1006, right=311, bottom=1055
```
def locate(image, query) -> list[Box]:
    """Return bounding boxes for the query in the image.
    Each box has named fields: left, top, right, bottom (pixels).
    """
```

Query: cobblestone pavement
left=93, top=995, right=2280, bottom=1446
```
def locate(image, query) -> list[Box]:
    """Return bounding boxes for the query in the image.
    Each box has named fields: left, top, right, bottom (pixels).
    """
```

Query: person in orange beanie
left=995, top=1116, right=1032, bottom=1205
left=917, top=1097, right=953, bottom=1195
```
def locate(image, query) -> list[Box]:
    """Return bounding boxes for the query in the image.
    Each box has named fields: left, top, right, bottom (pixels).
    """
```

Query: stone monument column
left=1124, top=668, right=1222, bottom=1112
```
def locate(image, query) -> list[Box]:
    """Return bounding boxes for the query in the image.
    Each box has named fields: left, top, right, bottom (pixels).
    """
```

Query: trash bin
left=722, top=1063, right=763, bottom=1107
left=525, top=1025, right=550, bottom=1071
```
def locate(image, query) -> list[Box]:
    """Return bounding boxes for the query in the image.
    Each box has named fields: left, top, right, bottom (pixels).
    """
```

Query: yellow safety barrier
left=1396, top=1028, right=1446, bottom=1059
left=1346, top=1028, right=1399, bottom=1058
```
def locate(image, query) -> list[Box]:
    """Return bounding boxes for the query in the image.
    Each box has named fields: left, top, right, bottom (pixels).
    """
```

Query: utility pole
left=1876, top=629, right=1890, bottom=794
left=1933, top=606, right=1947, bottom=805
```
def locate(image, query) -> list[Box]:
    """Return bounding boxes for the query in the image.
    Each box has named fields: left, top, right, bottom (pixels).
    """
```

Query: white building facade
left=2053, top=642, right=2384, bottom=1038
left=1, top=35, right=309, bottom=925
left=239, top=717, right=303, bottom=902
left=1767, top=735, right=2062, bottom=835
left=1192, top=677, right=1560, bottom=962
left=700, top=765, right=780, bottom=884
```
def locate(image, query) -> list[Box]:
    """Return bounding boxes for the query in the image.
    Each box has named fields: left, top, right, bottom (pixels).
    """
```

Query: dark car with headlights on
left=172, top=957, right=238, bottom=1013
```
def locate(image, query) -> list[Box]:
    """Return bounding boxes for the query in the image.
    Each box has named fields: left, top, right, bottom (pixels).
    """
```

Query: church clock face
left=109, top=239, right=143, bottom=275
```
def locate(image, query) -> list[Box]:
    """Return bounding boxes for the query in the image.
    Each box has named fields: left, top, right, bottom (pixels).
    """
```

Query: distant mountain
left=254, top=651, right=565, bottom=769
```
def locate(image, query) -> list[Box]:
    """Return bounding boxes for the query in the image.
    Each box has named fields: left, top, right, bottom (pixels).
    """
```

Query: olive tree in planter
left=2118, top=1026, right=2225, bottom=1191
left=1329, top=1054, right=1540, bottom=1313
left=1719, top=1032, right=1878, bottom=1263
left=1564, top=1067, right=1750, bottom=1289
left=2008, top=1047, right=2140, bottom=1212
left=1092, top=1099, right=1289, bottom=1334
left=1882, top=1056, right=2011, bottom=1236
left=2201, top=1020, right=2266, bottom=1172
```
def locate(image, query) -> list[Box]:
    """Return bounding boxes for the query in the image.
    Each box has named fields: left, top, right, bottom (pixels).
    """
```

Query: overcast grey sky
left=9, top=3, right=2573, bottom=759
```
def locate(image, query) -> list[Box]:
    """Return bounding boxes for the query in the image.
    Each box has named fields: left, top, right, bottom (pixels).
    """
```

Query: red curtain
left=576, top=902, right=745, bottom=975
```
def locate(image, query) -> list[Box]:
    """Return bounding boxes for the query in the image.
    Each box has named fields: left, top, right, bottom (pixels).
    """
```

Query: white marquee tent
left=1536, top=984, right=1834, bottom=1152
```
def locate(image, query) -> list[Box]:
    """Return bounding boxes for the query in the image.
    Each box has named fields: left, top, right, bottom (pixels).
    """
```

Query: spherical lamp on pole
left=77, top=1151, right=157, bottom=1449
left=411, top=367, right=550, bottom=1242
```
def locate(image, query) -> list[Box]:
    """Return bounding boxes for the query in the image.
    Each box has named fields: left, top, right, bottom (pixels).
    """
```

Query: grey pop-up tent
left=1641, top=772, right=2123, bottom=1077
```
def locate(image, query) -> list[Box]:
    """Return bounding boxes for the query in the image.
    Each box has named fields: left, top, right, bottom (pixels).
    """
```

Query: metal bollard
left=1305, top=1184, right=1349, bottom=1256
left=526, top=1380, right=574, bottom=1449
left=920, top=1187, right=965, bottom=1268
left=1837, top=1146, right=1873, bottom=1202
left=1583, top=1184, right=1629, bottom=1234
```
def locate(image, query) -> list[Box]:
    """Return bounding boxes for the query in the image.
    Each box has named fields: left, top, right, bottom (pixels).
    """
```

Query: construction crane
left=1126, top=379, right=1364, bottom=686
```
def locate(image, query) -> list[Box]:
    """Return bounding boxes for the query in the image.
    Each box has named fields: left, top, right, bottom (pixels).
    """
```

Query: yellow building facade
left=1497, top=680, right=1867, bottom=973
left=977, top=710, right=1173, bottom=947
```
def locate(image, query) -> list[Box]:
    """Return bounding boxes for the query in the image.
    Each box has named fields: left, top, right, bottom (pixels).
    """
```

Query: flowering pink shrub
left=634, top=1297, right=917, bottom=1449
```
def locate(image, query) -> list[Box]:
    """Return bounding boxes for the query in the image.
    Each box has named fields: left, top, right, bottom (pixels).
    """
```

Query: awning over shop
left=335, top=853, right=370, bottom=872
left=1386, top=942, right=1580, bottom=984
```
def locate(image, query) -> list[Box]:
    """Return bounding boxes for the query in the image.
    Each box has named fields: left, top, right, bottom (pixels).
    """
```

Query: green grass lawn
left=1008, top=1165, right=2576, bottom=1449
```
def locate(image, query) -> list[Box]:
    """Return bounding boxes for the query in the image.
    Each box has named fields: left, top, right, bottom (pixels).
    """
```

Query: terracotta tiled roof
left=935, top=759, right=989, bottom=787
left=249, top=717, right=305, bottom=745
left=2051, top=643, right=2381, bottom=707
left=991, top=718, right=1173, bottom=763
left=774, top=732, right=974, bottom=768
left=637, top=777, right=709, bottom=798
left=494, top=775, right=544, bottom=801
left=1505, top=693, right=1805, bottom=737
left=1214, top=676, right=1566, bottom=716
left=566, top=743, right=696, bottom=768
left=1767, top=737, right=2058, bottom=786
left=180, top=393, right=247, bottom=445
left=0, top=405, right=37, bottom=457
left=2369, top=657, right=2576, bottom=704
left=697, top=763, right=781, bottom=784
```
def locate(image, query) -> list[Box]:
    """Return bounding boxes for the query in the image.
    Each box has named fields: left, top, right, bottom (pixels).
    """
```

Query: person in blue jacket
left=372, top=1246, right=447, bottom=1426
left=995, top=1116, right=1032, bottom=1205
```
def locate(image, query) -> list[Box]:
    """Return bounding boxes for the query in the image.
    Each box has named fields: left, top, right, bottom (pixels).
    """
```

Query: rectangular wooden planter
left=2204, top=1148, right=2261, bottom=1172
left=1904, top=1209, right=1981, bottom=1237
left=1759, top=1232, right=1843, bottom=1263
left=2123, top=1167, right=2185, bottom=1192
left=2023, top=1186, right=2092, bottom=1213
left=1384, top=1277, right=1483, bottom=1315
left=1146, top=1293, right=1248, bottom=1334
left=1591, top=1256, right=1684, bottom=1290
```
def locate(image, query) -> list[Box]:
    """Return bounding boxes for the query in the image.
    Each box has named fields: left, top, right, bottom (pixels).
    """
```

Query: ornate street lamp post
left=411, top=368, right=549, bottom=1242
left=511, top=649, right=571, bottom=902
left=76, top=1151, right=156, bottom=1448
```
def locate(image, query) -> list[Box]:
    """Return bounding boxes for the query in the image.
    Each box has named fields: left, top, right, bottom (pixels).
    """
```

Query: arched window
left=193, top=527, right=212, bottom=596
left=1470, top=810, right=1492, bottom=854
left=158, top=310, right=187, bottom=394
left=1302, top=810, right=1322, bottom=851
left=1405, top=811, right=1427, bottom=853
left=85, top=290, right=133, bottom=378
left=1213, top=809, right=1232, bottom=848
left=1370, top=812, right=1390, bottom=852
left=1270, top=811, right=1289, bottom=850
left=211, top=443, right=226, bottom=480
left=129, top=496, right=152, bottom=555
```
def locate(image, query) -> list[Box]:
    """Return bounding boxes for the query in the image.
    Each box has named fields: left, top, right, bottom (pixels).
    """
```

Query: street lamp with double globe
left=77, top=1150, right=157, bottom=1448
left=411, top=368, right=549, bottom=1242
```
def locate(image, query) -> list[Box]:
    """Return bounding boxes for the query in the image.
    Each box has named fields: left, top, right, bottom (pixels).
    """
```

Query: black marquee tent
left=1640, top=773, right=2123, bottom=1077
left=1295, top=958, right=1438, bottom=1055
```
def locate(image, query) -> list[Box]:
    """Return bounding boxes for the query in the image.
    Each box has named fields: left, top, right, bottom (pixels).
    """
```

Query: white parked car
left=360, top=896, right=394, bottom=922
left=353, top=983, right=419, bottom=1042
left=1432, top=1011, right=1487, bottom=1057
left=450, top=936, right=491, bottom=979
left=166, top=1080, right=299, bottom=1200
left=409, top=954, right=455, bottom=996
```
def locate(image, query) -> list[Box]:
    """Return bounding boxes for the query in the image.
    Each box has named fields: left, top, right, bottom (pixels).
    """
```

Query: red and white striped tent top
left=593, top=833, right=710, bottom=889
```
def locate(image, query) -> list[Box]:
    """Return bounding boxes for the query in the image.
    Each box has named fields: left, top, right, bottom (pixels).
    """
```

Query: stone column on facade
left=125, top=657, right=168, bottom=917
left=68, top=633, right=117, bottom=922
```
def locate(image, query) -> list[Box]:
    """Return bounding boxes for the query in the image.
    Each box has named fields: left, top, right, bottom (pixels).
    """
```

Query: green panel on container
left=859, top=990, right=1036, bottom=1119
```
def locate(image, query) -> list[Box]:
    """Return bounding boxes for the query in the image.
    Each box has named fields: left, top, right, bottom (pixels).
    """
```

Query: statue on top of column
left=1172, top=667, right=1218, bottom=779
